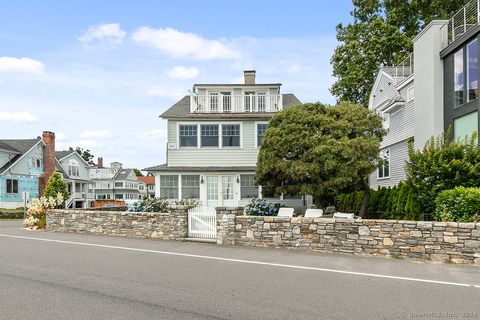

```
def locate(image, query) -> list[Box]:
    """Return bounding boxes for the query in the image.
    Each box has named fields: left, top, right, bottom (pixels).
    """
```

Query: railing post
left=452, top=18, right=455, bottom=42
left=464, top=6, right=467, bottom=33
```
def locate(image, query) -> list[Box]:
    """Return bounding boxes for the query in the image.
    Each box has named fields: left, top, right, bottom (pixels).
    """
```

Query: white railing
left=442, top=0, right=479, bottom=46
left=393, top=54, right=414, bottom=84
left=190, top=94, right=283, bottom=113
left=188, top=206, right=217, bottom=239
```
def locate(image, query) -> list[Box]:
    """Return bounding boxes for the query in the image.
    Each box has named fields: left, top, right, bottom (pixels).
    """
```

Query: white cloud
left=166, top=66, right=199, bottom=80
left=76, top=139, right=101, bottom=148
left=0, top=112, right=37, bottom=123
left=143, top=85, right=185, bottom=100
left=80, top=130, right=112, bottom=138
left=79, top=23, right=126, bottom=44
left=141, top=129, right=167, bottom=140
left=287, top=64, right=301, bottom=74
left=0, top=57, right=45, bottom=74
left=132, top=27, right=240, bottom=60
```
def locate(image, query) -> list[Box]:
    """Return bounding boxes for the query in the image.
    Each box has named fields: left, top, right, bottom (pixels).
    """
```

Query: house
left=90, top=158, right=141, bottom=203
left=144, top=70, right=312, bottom=210
left=55, top=150, right=94, bottom=209
left=369, top=0, right=480, bottom=189
left=0, top=131, right=56, bottom=209
left=137, top=176, right=155, bottom=198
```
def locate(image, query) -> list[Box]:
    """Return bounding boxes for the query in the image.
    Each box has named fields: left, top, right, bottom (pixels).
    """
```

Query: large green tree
left=331, top=0, right=466, bottom=106
left=256, top=102, right=386, bottom=216
left=69, top=147, right=95, bottom=165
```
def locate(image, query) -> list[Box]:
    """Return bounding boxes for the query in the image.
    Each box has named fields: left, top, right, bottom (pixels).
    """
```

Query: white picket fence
left=188, top=206, right=217, bottom=239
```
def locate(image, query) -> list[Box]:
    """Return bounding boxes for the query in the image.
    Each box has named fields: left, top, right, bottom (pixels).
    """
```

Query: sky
left=0, top=0, right=354, bottom=170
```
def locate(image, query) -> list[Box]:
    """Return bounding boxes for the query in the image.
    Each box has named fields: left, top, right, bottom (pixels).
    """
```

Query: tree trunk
left=359, top=178, right=370, bottom=218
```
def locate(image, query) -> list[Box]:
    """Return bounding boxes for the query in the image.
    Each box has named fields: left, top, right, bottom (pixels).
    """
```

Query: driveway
left=0, top=220, right=479, bottom=320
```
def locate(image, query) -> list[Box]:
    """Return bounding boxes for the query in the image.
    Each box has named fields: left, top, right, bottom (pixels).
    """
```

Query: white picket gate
left=188, top=206, right=217, bottom=239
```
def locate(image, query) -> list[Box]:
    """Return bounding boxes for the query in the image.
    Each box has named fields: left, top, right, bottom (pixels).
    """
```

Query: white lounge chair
left=333, top=212, right=354, bottom=220
left=277, top=208, right=294, bottom=217
left=304, top=208, right=323, bottom=218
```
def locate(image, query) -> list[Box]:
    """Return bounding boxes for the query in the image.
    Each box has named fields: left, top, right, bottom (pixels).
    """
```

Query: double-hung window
left=31, top=158, right=42, bottom=168
left=240, top=175, right=259, bottom=199
left=201, top=125, right=219, bottom=147
left=257, top=123, right=268, bottom=147
left=68, top=159, right=80, bottom=177
left=6, top=179, right=18, bottom=194
left=181, top=175, right=200, bottom=199
left=222, top=124, right=240, bottom=147
left=378, top=149, right=390, bottom=179
left=179, top=125, right=198, bottom=147
left=160, top=175, right=178, bottom=199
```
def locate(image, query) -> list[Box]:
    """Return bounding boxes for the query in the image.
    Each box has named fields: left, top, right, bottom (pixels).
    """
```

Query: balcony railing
left=190, top=94, right=283, bottom=113
left=393, top=54, right=414, bottom=84
left=442, top=0, right=479, bottom=46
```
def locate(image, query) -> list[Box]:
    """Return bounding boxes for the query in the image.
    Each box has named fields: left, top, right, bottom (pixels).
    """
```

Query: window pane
left=179, top=125, right=198, bottom=147
left=257, top=124, right=268, bottom=147
left=454, top=48, right=464, bottom=107
left=454, top=111, right=478, bottom=141
left=221, top=92, right=231, bottom=112
left=467, top=39, right=478, bottom=102
left=209, top=93, right=218, bottom=111
left=181, top=175, right=200, bottom=199
left=201, top=125, right=219, bottom=147
left=160, top=175, right=178, bottom=199
left=240, top=174, right=259, bottom=199
left=222, top=124, right=240, bottom=147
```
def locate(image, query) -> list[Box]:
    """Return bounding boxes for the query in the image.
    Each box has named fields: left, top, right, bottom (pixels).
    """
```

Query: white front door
left=206, top=176, right=219, bottom=207
left=205, top=175, right=236, bottom=207
left=221, top=175, right=235, bottom=206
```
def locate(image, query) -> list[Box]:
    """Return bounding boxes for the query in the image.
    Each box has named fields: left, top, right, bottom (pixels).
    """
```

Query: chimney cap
left=42, top=131, right=55, bottom=136
left=244, top=70, right=256, bottom=73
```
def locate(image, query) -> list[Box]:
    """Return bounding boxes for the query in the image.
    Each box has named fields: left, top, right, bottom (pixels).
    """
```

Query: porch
left=66, top=180, right=94, bottom=209
left=190, top=94, right=283, bottom=113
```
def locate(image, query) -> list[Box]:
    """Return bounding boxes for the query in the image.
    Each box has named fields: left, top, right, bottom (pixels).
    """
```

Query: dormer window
left=68, top=159, right=80, bottom=177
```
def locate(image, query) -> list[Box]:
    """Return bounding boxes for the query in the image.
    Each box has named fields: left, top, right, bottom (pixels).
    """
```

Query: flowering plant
left=175, top=198, right=198, bottom=208
left=23, top=192, right=65, bottom=230
left=245, top=198, right=283, bottom=216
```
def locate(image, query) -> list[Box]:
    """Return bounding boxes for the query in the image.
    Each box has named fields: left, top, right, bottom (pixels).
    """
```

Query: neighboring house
left=138, top=176, right=155, bottom=198
left=55, top=150, right=94, bottom=209
left=90, top=158, right=141, bottom=202
left=0, top=131, right=56, bottom=209
left=369, top=1, right=480, bottom=189
left=144, top=70, right=312, bottom=210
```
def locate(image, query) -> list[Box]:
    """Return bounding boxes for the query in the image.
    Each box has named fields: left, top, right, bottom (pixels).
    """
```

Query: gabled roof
left=138, top=176, right=155, bottom=185
left=55, top=150, right=76, bottom=160
left=114, top=168, right=137, bottom=181
left=0, top=138, right=43, bottom=174
left=160, top=93, right=301, bottom=119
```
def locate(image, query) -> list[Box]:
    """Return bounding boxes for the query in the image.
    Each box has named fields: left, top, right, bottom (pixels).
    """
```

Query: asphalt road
left=0, top=220, right=479, bottom=320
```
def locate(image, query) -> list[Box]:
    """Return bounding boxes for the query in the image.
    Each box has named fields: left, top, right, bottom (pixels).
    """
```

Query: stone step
left=183, top=237, right=217, bottom=244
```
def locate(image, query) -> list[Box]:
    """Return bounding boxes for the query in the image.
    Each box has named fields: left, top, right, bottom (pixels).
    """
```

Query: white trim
left=377, top=148, right=391, bottom=180
left=395, top=74, right=414, bottom=91
left=177, top=121, right=243, bottom=149
left=0, top=139, right=45, bottom=175
left=254, top=121, right=269, bottom=149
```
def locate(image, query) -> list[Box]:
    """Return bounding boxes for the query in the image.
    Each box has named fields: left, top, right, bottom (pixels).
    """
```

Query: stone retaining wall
left=217, top=216, right=480, bottom=265
left=0, top=211, right=24, bottom=219
left=47, top=206, right=189, bottom=240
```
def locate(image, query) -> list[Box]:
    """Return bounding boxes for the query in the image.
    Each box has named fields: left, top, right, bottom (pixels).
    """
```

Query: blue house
left=0, top=137, right=44, bottom=209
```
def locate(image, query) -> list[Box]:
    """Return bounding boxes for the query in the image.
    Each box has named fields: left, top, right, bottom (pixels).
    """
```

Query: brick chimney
left=97, top=157, right=103, bottom=168
left=244, top=70, right=256, bottom=85
left=39, top=131, right=56, bottom=197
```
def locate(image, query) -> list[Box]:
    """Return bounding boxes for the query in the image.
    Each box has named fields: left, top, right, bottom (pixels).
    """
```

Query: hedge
left=433, top=187, right=480, bottom=222
left=336, top=183, right=422, bottom=220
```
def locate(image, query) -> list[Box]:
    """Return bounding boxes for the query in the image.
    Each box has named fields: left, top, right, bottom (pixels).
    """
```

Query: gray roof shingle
left=55, top=150, right=76, bottom=160
left=160, top=93, right=302, bottom=119
left=0, top=138, right=42, bottom=173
